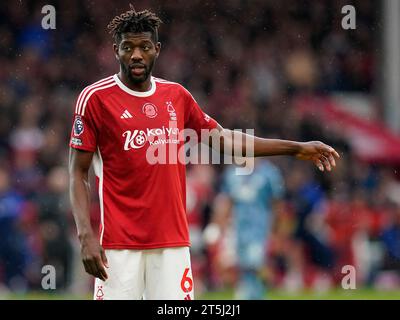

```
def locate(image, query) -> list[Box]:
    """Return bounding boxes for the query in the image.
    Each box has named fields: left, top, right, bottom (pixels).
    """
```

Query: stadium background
left=1, top=0, right=400, bottom=299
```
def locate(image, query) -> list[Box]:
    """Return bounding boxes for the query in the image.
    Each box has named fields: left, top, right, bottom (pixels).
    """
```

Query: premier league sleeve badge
left=73, top=115, right=84, bottom=136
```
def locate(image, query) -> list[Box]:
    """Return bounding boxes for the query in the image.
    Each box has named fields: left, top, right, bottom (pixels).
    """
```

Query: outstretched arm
left=207, top=123, right=340, bottom=172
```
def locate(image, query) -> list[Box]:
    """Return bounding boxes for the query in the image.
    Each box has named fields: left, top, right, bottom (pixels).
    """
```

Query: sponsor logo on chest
left=120, top=101, right=179, bottom=150
left=122, top=126, right=180, bottom=150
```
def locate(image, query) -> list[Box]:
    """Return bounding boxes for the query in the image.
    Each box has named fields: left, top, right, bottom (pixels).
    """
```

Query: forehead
left=119, top=32, right=154, bottom=43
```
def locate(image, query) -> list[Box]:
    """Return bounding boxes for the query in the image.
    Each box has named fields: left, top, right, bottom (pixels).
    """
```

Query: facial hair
left=120, top=59, right=155, bottom=85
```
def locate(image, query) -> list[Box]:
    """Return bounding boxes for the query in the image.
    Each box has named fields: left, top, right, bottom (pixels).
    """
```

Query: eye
left=123, top=46, right=131, bottom=51
left=142, top=45, right=150, bottom=51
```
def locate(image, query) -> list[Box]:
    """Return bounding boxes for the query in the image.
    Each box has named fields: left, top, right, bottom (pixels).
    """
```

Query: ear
left=155, top=42, right=161, bottom=58
left=113, top=43, right=119, bottom=60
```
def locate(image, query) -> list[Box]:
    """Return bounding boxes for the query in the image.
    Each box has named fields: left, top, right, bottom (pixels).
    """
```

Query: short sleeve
left=183, top=87, right=218, bottom=137
left=69, top=90, right=102, bottom=152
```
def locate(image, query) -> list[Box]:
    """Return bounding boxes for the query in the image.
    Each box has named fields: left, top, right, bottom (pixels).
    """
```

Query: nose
left=130, top=47, right=143, bottom=61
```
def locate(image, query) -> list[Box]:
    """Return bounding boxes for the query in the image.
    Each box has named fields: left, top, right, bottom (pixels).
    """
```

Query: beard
left=120, top=59, right=155, bottom=84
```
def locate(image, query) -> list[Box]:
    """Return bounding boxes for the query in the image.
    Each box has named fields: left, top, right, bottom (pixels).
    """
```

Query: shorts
left=93, top=246, right=194, bottom=300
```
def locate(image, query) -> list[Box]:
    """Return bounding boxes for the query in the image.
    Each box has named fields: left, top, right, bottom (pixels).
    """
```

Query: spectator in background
left=35, top=166, right=73, bottom=291
left=286, top=163, right=335, bottom=289
left=203, top=191, right=237, bottom=292
left=380, top=204, right=400, bottom=278
left=0, top=167, right=28, bottom=292
left=186, top=164, right=216, bottom=296
left=219, top=159, right=284, bottom=299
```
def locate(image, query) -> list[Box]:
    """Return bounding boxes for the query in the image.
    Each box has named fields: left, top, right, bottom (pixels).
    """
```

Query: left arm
left=206, top=123, right=340, bottom=172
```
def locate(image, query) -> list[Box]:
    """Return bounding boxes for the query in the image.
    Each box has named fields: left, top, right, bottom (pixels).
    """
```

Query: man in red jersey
left=68, top=6, right=340, bottom=300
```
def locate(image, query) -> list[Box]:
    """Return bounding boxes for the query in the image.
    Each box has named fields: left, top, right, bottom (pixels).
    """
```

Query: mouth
left=129, top=64, right=146, bottom=76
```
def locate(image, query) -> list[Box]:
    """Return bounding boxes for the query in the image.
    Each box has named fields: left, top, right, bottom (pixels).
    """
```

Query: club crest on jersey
left=166, top=101, right=177, bottom=121
left=142, top=103, right=158, bottom=118
left=166, top=101, right=175, bottom=113
left=73, top=115, right=84, bottom=136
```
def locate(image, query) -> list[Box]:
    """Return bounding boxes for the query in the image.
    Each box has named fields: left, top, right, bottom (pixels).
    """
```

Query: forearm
left=213, top=127, right=339, bottom=172
left=219, top=129, right=301, bottom=157
left=253, top=136, right=301, bottom=157
left=69, top=173, right=94, bottom=241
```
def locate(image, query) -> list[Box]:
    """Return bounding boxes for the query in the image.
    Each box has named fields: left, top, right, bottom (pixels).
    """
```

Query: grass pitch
left=2, top=288, right=400, bottom=300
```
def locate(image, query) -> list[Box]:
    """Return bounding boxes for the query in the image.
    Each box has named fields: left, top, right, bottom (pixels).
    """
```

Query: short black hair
left=107, top=5, right=162, bottom=44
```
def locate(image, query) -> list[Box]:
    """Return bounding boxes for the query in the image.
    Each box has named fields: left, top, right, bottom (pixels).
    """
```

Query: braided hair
left=107, top=4, right=162, bottom=43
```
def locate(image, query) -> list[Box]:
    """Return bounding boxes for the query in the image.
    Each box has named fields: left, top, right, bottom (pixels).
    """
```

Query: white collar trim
left=113, top=74, right=156, bottom=97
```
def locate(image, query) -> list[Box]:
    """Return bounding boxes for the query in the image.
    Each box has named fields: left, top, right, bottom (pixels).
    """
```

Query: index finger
left=321, top=144, right=340, bottom=159
left=332, top=149, right=340, bottom=159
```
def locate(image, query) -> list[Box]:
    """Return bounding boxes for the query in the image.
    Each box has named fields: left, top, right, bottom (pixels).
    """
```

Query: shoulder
left=153, top=76, right=192, bottom=97
left=152, top=76, right=181, bottom=87
left=75, top=75, right=117, bottom=116
left=79, top=75, right=117, bottom=95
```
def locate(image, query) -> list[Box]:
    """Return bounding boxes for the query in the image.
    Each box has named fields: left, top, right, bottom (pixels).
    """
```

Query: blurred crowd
left=1, top=0, right=400, bottom=297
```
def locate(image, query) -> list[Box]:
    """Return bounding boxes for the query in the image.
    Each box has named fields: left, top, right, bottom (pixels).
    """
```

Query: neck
left=118, top=71, right=152, bottom=92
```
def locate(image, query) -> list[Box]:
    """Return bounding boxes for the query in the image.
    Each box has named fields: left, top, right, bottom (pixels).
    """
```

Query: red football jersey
left=69, top=75, right=218, bottom=249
